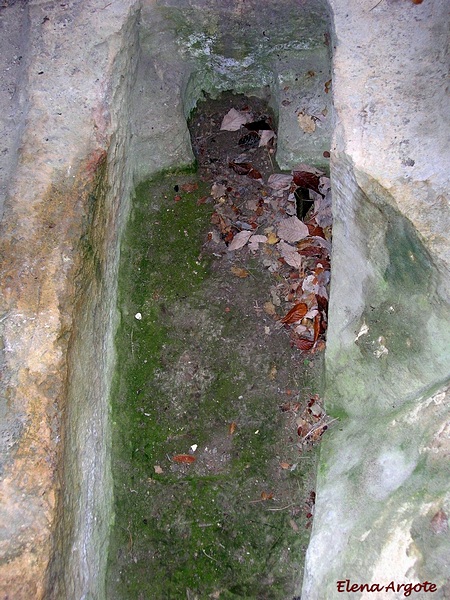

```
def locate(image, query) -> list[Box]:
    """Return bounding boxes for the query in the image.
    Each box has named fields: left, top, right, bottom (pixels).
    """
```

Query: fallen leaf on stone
left=248, top=234, right=267, bottom=252
left=281, top=302, right=308, bottom=324
left=309, top=235, right=332, bottom=255
left=277, top=216, right=309, bottom=243
left=259, top=129, right=276, bottom=147
left=266, top=231, right=279, bottom=245
left=172, top=454, right=196, bottom=464
left=294, top=337, right=315, bottom=352
left=277, top=241, right=302, bottom=269
left=229, top=161, right=263, bottom=181
left=220, top=108, right=252, bottom=131
left=230, top=266, right=250, bottom=278
left=267, top=173, right=293, bottom=190
left=302, top=274, right=320, bottom=295
left=297, top=112, right=316, bottom=133
left=228, top=230, right=253, bottom=251
left=293, top=163, right=324, bottom=177
left=247, top=167, right=263, bottom=180
left=211, top=182, right=227, bottom=199
left=181, top=181, right=198, bottom=193
left=293, top=171, right=321, bottom=193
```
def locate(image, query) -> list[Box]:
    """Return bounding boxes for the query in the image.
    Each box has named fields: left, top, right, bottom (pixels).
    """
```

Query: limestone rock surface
left=302, top=1, right=450, bottom=598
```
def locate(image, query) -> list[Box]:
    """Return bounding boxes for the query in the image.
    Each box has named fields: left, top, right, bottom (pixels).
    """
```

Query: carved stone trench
left=0, top=1, right=449, bottom=599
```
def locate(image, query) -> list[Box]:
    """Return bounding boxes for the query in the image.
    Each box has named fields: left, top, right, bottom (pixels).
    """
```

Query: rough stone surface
left=0, top=1, right=29, bottom=219
left=302, top=0, right=450, bottom=598
left=134, top=0, right=332, bottom=177
left=0, top=1, right=141, bottom=597
left=0, top=0, right=449, bottom=598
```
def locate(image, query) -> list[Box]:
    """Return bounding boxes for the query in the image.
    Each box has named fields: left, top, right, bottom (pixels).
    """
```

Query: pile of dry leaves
left=203, top=107, right=332, bottom=354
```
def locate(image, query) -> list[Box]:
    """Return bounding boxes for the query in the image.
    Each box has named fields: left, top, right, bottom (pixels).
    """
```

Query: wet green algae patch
left=107, top=172, right=322, bottom=599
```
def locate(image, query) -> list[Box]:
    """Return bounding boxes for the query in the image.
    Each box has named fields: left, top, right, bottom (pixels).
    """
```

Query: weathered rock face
left=132, top=0, right=332, bottom=178
left=0, top=2, right=142, bottom=597
left=0, top=0, right=449, bottom=598
left=302, top=0, right=450, bottom=598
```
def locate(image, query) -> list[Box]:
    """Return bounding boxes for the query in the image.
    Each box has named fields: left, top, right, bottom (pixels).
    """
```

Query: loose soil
left=107, top=93, right=329, bottom=600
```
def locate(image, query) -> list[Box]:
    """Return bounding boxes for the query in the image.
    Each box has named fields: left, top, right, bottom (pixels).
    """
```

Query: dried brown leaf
left=281, top=302, right=308, bottom=325
left=259, top=129, right=276, bottom=147
left=266, top=231, right=279, bottom=245
left=172, top=454, right=196, bottom=464
left=267, top=173, right=293, bottom=190
left=297, top=419, right=310, bottom=437
left=294, top=337, right=315, bottom=352
left=248, top=234, right=267, bottom=252
left=277, top=217, right=309, bottom=243
left=248, top=167, right=263, bottom=180
left=220, top=108, right=252, bottom=131
left=211, top=182, right=227, bottom=199
left=261, top=491, right=274, bottom=501
left=277, top=241, right=302, bottom=269
left=229, top=161, right=251, bottom=175
left=293, top=171, right=321, bottom=193
left=230, top=266, right=250, bottom=278
left=229, top=161, right=263, bottom=181
left=228, top=230, right=253, bottom=251
left=313, top=314, right=321, bottom=342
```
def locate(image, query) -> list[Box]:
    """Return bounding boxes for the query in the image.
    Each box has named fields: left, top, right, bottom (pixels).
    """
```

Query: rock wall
left=302, top=0, right=450, bottom=598
left=0, top=1, right=142, bottom=597
left=133, top=0, right=333, bottom=177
